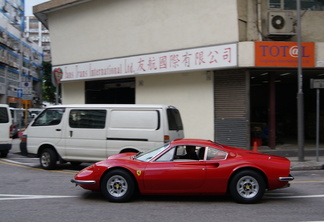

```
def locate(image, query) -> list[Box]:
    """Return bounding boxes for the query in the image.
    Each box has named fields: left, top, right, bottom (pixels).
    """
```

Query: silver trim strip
left=71, top=179, right=96, bottom=185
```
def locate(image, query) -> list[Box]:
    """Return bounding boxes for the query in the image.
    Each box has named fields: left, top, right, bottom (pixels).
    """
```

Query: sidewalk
left=258, top=143, right=324, bottom=171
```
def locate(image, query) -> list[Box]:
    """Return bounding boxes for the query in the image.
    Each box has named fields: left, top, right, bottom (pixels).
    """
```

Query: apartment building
left=0, top=0, right=43, bottom=108
left=25, top=16, right=51, bottom=62
left=34, top=0, right=324, bottom=148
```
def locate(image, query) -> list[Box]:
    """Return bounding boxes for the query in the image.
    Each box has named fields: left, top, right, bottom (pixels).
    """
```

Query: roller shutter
left=214, top=69, right=249, bottom=149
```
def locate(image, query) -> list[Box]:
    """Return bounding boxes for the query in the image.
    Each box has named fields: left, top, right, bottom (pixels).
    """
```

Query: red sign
left=53, top=68, right=63, bottom=87
left=255, top=41, right=315, bottom=67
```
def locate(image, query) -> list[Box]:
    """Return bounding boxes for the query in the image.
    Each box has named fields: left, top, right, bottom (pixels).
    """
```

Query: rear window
left=167, top=108, right=183, bottom=131
left=0, top=107, right=9, bottom=123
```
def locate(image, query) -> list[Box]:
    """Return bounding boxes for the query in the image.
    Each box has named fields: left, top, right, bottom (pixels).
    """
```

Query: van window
left=32, top=108, right=65, bottom=126
left=0, top=107, right=9, bottom=123
left=69, top=109, right=106, bottom=129
left=109, top=110, right=159, bottom=130
left=167, top=108, right=183, bottom=131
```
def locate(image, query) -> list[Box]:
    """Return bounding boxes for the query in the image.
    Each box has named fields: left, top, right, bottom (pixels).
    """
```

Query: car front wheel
left=101, top=169, right=136, bottom=202
left=40, top=148, right=57, bottom=170
left=229, top=170, right=266, bottom=204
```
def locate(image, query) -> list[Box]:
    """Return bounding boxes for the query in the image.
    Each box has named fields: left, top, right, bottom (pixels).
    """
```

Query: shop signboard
left=53, top=43, right=238, bottom=82
left=255, top=41, right=315, bottom=67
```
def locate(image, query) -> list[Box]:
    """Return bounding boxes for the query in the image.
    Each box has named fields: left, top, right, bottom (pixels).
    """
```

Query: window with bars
left=269, top=0, right=324, bottom=10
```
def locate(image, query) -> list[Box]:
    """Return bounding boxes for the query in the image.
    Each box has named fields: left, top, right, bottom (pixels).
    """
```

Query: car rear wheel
left=229, top=170, right=265, bottom=204
left=40, top=148, right=57, bottom=170
left=101, top=169, right=136, bottom=202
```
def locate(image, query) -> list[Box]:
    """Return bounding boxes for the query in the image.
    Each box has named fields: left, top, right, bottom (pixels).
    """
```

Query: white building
left=34, top=0, right=324, bottom=149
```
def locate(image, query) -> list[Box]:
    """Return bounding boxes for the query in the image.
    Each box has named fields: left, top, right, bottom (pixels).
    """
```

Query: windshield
left=135, top=144, right=170, bottom=162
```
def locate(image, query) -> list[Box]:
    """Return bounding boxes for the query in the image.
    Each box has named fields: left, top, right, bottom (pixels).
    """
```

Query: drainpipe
left=257, top=0, right=262, bottom=41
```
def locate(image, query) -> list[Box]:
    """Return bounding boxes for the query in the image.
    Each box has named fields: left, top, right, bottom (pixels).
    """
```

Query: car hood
left=107, top=153, right=136, bottom=160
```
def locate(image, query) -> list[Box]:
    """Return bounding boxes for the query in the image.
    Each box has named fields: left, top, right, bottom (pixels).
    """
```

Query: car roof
left=171, top=139, right=215, bottom=146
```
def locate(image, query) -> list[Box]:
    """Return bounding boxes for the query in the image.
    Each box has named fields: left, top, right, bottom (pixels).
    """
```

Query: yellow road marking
left=0, top=160, right=76, bottom=174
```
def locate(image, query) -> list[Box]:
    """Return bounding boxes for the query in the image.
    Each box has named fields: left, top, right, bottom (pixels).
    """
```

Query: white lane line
left=267, top=194, right=324, bottom=199
left=0, top=194, right=77, bottom=201
left=2, top=159, right=37, bottom=167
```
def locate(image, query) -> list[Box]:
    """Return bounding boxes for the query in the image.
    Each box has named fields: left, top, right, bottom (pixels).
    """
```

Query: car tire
left=229, top=170, right=266, bottom=204
left=40, top=148, right=57, bottom=170
left=101, top=169, right=136, bottom=202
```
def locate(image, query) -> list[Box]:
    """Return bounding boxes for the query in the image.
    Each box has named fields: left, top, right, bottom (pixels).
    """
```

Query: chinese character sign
left=55, top=43, right=237, bottom=81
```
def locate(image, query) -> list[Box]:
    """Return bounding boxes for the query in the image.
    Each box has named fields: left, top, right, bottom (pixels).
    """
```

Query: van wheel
left=40, top=148, right=57, bottom=170
left=0, top=151, right=8, bottom=158
left=70, top=161, right=82, bottom=166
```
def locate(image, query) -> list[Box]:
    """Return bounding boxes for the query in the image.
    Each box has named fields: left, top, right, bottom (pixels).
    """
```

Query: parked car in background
left=27, top=108, right=44, bottom=123
left=71, top=139, right=294, bottom=204
left=22, top=104, right=184, bottom=169
left=10, top=108, right=25, bottom=138
left=0, top=104, right=12, bottom=157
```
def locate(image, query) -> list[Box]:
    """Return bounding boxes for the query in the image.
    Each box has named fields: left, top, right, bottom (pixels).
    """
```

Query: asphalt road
left=1, top=139, right=324, bottom=222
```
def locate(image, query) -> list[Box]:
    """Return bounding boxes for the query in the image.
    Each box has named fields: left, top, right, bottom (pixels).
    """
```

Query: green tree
left=42, top=61, right=61, bottom=104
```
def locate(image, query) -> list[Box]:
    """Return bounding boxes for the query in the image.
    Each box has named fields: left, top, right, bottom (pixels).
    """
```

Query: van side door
left=28, top=108, right=65, bottom=155
left=65, top=109, right=107, bottom=162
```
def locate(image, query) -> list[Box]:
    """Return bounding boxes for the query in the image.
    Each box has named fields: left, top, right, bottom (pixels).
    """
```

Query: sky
left=24, top=0, right=50, bottom=16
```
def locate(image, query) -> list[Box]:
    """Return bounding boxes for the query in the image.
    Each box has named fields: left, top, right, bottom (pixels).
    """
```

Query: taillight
left=9, top=125, right=15, bottom=138
left=21, top=135, right=27, bottom=143
left=164, top=135, right=170, bottom=143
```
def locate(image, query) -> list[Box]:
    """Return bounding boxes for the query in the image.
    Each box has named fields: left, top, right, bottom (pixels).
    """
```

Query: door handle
left=56, top=129, right=61, bottom=131
left=70, top=131, right=73, bottom=137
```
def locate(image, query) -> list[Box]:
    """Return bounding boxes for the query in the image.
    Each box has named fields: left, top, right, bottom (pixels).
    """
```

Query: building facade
left=25, top=16, right=51, bottom=62
left=0, top=0, right=43, bottom=108
left=34, top=0, right=324, bottom=149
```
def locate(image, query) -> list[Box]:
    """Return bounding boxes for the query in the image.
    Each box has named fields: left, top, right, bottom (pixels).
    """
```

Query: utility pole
left=297, top=0, right=305, bottom=161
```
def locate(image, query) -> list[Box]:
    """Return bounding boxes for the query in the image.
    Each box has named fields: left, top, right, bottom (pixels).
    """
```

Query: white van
left=22, top=104, right=184, bottom=169
left=0, top=104, right=12, bottom=157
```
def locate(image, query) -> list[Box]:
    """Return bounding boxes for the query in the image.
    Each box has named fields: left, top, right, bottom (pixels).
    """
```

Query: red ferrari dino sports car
left=71, top=139, right=294, bottom=204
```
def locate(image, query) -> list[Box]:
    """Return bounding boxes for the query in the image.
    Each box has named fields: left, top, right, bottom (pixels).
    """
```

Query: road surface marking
left=0, top=194, right=77, bottom=201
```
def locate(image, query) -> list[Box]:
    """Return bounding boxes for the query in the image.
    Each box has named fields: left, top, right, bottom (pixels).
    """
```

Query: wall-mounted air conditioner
left=268, top=11, right=295, bottom=36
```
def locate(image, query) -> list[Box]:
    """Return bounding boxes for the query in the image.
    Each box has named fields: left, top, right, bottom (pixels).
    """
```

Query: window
left=206, top=147, right=228, bottom=160
left=167, top=108, right=183, bottom=131
left=155, top=147, right=176, bottom=162
left=32, top=108, right=64, bottom=126
left=69, top=109, right=106, bottom=129
left=269, top=0, right=324, bottom=10
left=0, top=107, right=9, bottom=123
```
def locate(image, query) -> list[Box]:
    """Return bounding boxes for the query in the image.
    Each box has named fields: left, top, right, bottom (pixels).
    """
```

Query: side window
left=206, top=147, right=228, bottom=160
left=32, top=108, right=65, bottom=126
left=0, top=107, right=9, bottom=123
left=69, top=109, right=106, bottom=129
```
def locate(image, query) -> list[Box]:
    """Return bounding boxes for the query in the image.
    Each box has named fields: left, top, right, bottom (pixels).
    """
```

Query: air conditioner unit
left=268, top=11, right=295, bottom=35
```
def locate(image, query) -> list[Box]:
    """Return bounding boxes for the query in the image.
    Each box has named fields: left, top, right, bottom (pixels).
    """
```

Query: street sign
left=17, top=89, right=23, bottom=98
left=310, top=79, right=324, bottom=89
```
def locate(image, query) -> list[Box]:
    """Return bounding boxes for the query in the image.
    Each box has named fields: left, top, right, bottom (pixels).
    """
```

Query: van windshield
left=167, top=108, right=183, bottom=131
